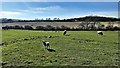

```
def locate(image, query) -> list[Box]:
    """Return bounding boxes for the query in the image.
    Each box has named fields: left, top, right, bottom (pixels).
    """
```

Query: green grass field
left=1, top=30, right=119, bottom=66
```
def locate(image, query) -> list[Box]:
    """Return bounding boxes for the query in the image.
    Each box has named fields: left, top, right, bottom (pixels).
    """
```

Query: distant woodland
left=1, top=16, right=120, bottom=23
left=1, top=16, right=120, bottom=31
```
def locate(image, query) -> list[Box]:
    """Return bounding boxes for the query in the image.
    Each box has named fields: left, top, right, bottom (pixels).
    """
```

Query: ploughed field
left=1, top=30, right=119, bottom=66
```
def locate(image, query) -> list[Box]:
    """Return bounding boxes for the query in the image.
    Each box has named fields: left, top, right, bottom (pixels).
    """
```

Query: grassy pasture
left=1, top=30, right=119, bottom=66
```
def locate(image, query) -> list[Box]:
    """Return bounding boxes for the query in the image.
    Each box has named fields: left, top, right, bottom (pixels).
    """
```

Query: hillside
left=1, top=16, right=120, bottom=23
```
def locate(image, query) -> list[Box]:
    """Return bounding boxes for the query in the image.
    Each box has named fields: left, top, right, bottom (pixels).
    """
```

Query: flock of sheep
left=42, top=30, right=104, bottom=50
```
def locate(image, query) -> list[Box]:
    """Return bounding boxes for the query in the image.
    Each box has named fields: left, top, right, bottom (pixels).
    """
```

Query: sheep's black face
left=98, top=32, right=103, bottom=35
left=48, top=36, right=52, bottom=38
left=63, top=31, right=67, bottom=35
left=43, top=42, right=46, bottom=45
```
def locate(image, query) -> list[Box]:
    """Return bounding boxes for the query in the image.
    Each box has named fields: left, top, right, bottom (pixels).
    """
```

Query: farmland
left=1, top=30, right=119, bottom=66
left=2, top=22, right=81, bottom=29
left=2, top=22, right=120, bottom=29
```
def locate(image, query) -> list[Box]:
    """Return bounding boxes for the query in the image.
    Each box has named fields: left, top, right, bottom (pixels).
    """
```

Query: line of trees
left=14, top=16, right=120, bottom=22
left=1, top=16, right=120, bottom=23
left=2, top=24, right=120, bottom=31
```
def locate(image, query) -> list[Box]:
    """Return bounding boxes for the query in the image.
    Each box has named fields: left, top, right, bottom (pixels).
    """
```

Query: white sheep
left=97, top=31, right=103, bottom=35
left=63, top=30, right=67, bottom=35
left=42, top=40, right=50, bottom=49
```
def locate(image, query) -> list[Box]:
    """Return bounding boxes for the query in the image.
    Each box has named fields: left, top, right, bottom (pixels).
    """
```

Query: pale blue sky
left=1, top=2, right=118, bottom=20
left=2, top=0, right=120, bottom=2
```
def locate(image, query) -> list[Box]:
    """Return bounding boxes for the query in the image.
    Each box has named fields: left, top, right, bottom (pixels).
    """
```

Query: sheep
left=48, top=36, right=52, bottom=38
left=97, top=31, right=103, bottom=35
left=42, top=40, right=50, bottom=49
left=63, top=30, right=67, bottom=35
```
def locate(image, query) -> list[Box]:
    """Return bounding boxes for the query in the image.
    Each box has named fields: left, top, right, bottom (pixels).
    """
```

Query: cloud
left=19, top=10, right=30, bottom=13
left=19, top=10, right=43, bottom=14
left=0, top=11, right=21, bottom=15
left=92, top=11, right=118, bottom=18
left=33, top=6, right=62, bottom=11
left=17, top=6, right=61, bottom=14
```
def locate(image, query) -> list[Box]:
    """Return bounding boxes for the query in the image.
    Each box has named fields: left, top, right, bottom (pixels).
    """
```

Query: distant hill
left=1, top=16, right=120, bottom=23
left=70, top=16, right=119, bottom=22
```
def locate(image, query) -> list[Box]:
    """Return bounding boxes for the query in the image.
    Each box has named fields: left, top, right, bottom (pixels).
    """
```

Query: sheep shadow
left=47, top=49, right=56, bottom=52
left=64, top=34, right=70, bottom=36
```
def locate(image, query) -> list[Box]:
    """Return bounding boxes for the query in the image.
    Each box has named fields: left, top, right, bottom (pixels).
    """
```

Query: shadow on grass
left=47, top=49, right=56, bottom=52
left=65, top=34, right=70, bottom=36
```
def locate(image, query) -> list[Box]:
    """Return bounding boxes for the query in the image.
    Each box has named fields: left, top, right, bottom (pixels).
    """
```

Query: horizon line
left=1, top=15, right=118, bottom=20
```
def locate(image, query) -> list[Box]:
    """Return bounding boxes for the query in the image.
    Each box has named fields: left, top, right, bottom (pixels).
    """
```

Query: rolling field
left=2, top=22, right=80, bottom=28
left=2, top=22, right=120, bottom=29
left=1, top=30, right=119, bottom=66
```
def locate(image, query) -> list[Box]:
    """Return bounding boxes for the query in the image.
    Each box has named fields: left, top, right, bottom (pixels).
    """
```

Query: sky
left=0, top=2, right=118, bottom=20
left=2, top=0, right=120, bottom=2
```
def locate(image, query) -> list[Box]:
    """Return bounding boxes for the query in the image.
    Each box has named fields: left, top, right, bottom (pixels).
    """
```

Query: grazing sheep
left=63, top=30, right=67, bottom=35
left=97, top=31, right=103, bottom=35
left=48, top=36, right=52, bottom=38
left=42, top=40, right=50, bottom=49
